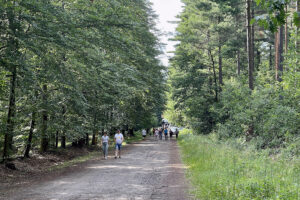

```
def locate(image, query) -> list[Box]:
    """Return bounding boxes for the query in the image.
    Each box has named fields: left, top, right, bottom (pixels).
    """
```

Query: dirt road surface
left=2, top=137, right=192, bottom=200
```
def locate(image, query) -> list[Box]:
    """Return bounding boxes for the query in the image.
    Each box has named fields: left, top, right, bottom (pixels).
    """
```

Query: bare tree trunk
left=237, top=50, right=241, bottom=75
left=40, top=84, right=49, bottom=152
left=61, top=105, right=66, bottom=148
left=208, top=49, right=218, bottom=102
left=85, top=133, right=89, bottom=146
left=285, top=4, right=288, bottom=56
left=55, top=131, right=59, bottom=148
left=24, top=109, right=36, bottom=158
left=296, top=1, right=299, bottom=51
left=218, top=17, right=223, bottom=87
left=3, top=66, right=17, bottom=160
left=269, top=44, right=273, bottom=70
left=246, top=0, right=254, bottom=90
left=275, top=26, right=284, bottom=82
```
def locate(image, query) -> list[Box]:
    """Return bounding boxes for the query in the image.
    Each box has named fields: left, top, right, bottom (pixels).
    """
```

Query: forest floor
left=0, top=137, right=192, bottom=200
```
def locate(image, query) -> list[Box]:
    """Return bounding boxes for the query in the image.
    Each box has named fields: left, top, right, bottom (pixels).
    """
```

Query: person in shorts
left=114, top=130, right=124, bottom=159
left=101, top=132, right=109, bottom=159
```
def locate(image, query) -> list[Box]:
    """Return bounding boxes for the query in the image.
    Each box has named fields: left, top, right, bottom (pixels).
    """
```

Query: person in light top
left=101, top=132, right=109, bottom=159
left=142, top=129, right=147, bottom=139
left=114, top=130, right=124, bottom=159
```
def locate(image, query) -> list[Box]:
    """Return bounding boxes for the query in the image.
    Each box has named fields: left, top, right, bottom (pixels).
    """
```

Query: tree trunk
left=208, top=49, right=218, bottom=102
left=246, top=0, right=254, bottom=90
left=275, top=26, right=284, bottom=82
left=85, top=133, right=89, bottom=146
left=3, top=66, right=17, bottom=160
left=55, top=131, right=59, bottom=148
left=237, top=50, right=241, bottom=75
left=61, top=135, right=66, bottom=148
left=296, top=1, right=299, bottom=51
left=40, top=84, right=49, bottom=152
left=61, top=105, right=66, bottom=148
left=128, top=128, right=134, bottom=137
left=24, top=110, right=36, bottom=158
left=285, top=5, right=288, bottom=56
left=92, top=132, right=96, bottom=145
left=269, top=44, right=273, bottom=70
left=218, top=17, right=223, bottom=87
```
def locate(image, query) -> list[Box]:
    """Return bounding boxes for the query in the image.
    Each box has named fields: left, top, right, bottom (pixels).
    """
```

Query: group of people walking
left=100, top=127, right=180, bottom=159
left=153, top=127, right=179, bottom=140
left=101, top=130, right=124, bottom=160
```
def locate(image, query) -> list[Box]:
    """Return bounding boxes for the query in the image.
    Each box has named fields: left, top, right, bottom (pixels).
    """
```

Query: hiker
left=155, top=129, right=159, bottom=140
left=114, top=130, right=124, bottom=159
left=142, top=129, right=147, bottom=139
left=175, top=128, right=179, bottom=139
left=101, top=132, right=109, bottom=159
left=170, top=129, right=173, bottom=138
left=159, top=128, right=163, bottom=140
left=164, top=128, right=168, bottom=140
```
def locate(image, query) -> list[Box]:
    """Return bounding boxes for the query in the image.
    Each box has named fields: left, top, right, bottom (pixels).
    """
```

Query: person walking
left=155, top=129, right=159, bottom=140
left=114, top=130, right=124, bottom=159
left=142, top=129, right=147, bottom=139
left=164, top=128, right=168, bottom=140
left=175, top=128, right=179, bottom=139
left=101, top=132, right=109, bottom=159
left=159, top=128, right=163, bottom=140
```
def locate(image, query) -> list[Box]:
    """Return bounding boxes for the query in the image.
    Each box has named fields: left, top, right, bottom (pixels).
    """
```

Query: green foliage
left=179, top=134, right=300, bottom=200
left=0, top=0, right=166, bottom=158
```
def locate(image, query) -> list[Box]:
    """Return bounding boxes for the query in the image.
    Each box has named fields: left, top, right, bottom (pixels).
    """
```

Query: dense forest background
left=0, top=0, right=166, bottom=161
left=166, top=0, right=300, bottom=152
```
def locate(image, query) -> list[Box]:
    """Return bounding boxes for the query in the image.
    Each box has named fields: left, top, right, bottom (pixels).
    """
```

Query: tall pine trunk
left=61, top=105, right=66, bottom=148
left=218, top=17, right=223, bottom=87
left=275, top=26, right=284, bottom=82
left=3, top=66, right=17, bottom=160
left=40, top=84, right=49, bottom=152
left=237, top=50, right=241, bottom=75
left=24, top=110, right=36, bottom=158
left=246, top=0, right=254, bottom=90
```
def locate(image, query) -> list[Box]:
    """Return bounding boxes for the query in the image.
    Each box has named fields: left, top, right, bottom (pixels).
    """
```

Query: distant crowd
left=100, top=126, right=180, bottom=160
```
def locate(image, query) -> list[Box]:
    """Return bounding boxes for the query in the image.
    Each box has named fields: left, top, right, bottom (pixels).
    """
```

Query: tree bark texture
left=24, top=111, right=36, bottom=158
left=40, top=84, right=49, bottom=152
left=275, top=26, right=284, bottom=82
left=218, top=17, right=223, bottom=87
left=246, top=0, right=254, bottom=90
left=61, top=105, right=66, bottom=148
left=237, top=50, right=241, bottom=75
left=3, top=66, right=17, bottom=160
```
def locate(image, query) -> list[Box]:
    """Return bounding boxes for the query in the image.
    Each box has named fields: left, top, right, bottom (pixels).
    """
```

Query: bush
left=216, top=80, right=300, bottom=149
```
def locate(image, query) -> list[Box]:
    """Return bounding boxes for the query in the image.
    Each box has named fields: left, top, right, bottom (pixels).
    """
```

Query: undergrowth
left=178, top=131, right=300, bottom=200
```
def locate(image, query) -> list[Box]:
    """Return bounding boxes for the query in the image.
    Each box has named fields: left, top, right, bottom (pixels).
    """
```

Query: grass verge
left=178, top=131, right=300, bottom=200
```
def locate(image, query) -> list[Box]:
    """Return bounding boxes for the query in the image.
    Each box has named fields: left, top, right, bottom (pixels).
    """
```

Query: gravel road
left=3, top=137, right=192, bottom=200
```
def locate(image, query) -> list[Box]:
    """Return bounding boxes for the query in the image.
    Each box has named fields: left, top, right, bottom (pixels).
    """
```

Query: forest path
left=3, top=137, right=191, bottom=200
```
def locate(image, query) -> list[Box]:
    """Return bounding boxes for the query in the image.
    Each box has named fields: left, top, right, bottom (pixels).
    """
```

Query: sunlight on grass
left=178, top=133, right=300, bottom=200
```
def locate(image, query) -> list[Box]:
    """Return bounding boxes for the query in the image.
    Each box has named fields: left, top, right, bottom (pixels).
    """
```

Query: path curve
left=3, top=137, right=191, bottom=200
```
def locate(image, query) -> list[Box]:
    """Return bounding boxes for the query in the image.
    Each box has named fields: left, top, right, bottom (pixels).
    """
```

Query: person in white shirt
left=155, top=129, right=159, bottom=140
left=101, top=132, right=109, bottom=159
left=142, top=129, right=147, bottom=139
left=114, top=130, right=124, bottom=159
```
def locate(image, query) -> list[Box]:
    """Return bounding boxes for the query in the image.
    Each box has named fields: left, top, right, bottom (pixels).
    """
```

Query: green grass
left=178, top=132, right=300, bottom=200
